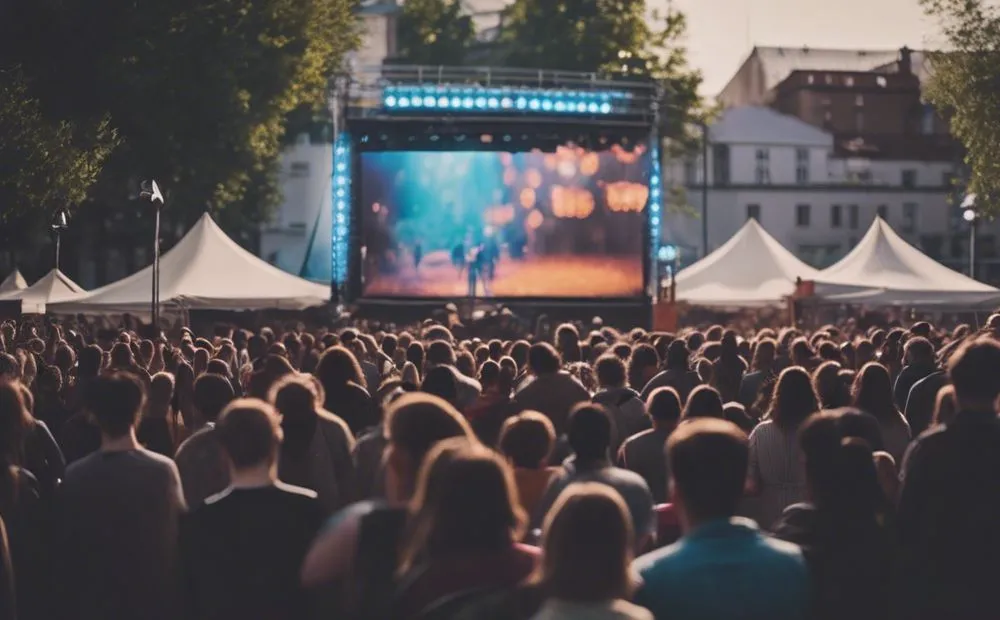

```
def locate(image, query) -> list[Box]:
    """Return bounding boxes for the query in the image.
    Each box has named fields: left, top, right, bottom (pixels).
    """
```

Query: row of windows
left=747, top=203, right=919, bottom=232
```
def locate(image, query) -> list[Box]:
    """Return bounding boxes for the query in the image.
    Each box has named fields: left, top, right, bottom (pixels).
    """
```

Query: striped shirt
left=747, top=420, right=807, bottom=531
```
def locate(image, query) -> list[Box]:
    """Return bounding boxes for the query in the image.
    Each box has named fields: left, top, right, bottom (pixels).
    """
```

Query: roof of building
left=710, top=106, right=833, bottom=147
left=755, top=46, right=901, bottom=91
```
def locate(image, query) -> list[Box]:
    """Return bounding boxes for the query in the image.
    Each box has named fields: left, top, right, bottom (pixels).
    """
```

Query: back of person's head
left=611, top=342, right=632, bottom=361
left=425, top=340, right=457, bottom=368
left=0, top=354, right=19, bottom=381
left=421, top=366, right=458, bottom=404
left=646, top=387, right=682, bottom=426
left=667, top=418, right=748, bottom=522
left=665, top=339, right=690, bottom=371
left=207, top=358, right=232, bottom=378
left=478, top=359, right=500, bottom=389
left=423, top=325, right=454, bottom=343
left=536, top=483, right=636, bottom=603
left=852, top=362, right=896, bottom=423
left=149, top=372, right=175, bottom=406
left=683, top=384, right=725, bottom=420
left=269, top=373, right=322, bottom=460
left=750, top=338, right=776, bottom=371
left=110, top=342, right=134, bottom=368
left=401, top=361, right=420, bottom=388
left=315, top=345, right=365, bottom=391
left=595, top=354, right=627, bottom=389
left=215, top=398, right=282, bottom=470
left=947, top=337, right=1000, bottom=411
left=510, top=340, right=530, bottom=373
left=193, top=372, right=236, bottom=424
left=406, top=341, right=425, bottom=370
left=85, top=372, right=146, bottom=438
left=455, top=350, right=476, bottom=379
left=628, top=344, right=659, bottom=390
left=799, top=411, right=881, bottom=521
left=405, top=440, right=524, bottom=567
left=768, top=366, right=819, bottom=430
left=0, top=381, right=31, bottom=466
left=528, top=342, right=561, bottom=376
left=488, top=339, right=503, bottom=361
left=499, top=410, right=555, bottom=469
left=812, top=361, right=849, bottom=410
left=933, top=384, right=958, bottom=425
left=904, top=336, right=935, bottom=366
left=566, top=403, right=612, bottom=463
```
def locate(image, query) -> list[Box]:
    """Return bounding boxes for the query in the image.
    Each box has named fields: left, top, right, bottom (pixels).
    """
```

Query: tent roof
left=0, top=269, right=27, bottom=294
left=674, top=218, right=820, bottom=307
left=52, top=213, right=330, bottom=314
left=0, top=269, right=86, bottom=314
left=814, top=217, right=998, bottom=302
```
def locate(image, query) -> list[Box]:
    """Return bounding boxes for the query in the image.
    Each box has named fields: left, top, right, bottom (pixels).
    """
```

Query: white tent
left=0, top=269, right=27, bottom=294
left=51, top=213, right=331, bottom=315
left=0, top=269, right=86, bottom=314
left=674, top=218, right=820, bottom=307
left=812, top=217, right=999, bottom=307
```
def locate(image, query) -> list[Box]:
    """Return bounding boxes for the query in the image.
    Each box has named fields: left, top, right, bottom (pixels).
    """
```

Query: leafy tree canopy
left=922, top=0, right=1000, bottom=213
left=397, top=0, right=476, bottom=65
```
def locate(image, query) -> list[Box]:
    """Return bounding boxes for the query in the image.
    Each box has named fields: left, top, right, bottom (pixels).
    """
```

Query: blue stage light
left=501, top=97, right=513, bottom=109
left=487, top=97, right=499, bottom=109
left=588, top=102, right=599, bottom=113
left=600, top=102, right=612, bottom=114
left=331, top=132, right=352, bottom=287
left=462, top=97, right=474, bottom=109
left=380, top=85, right=630, bottom=116
left=450, top=96, right=462, bottom=108
left=475, top=96, right=487, bottom=108
left=529, top=99, right=541, bottom=110
left=398, top=97, right=411, bottom=108
left=422, top=96, right=435, bottom=107
left=541, top=100, right=553, bottom=111
left=554, top=101, right=566, bottom=112
left=658, top=245, right=678, bottom=262
left=515, top=97, right=527, bottom=109
left=384, top=95, right=397, bottom=108
left=437, top=96, right=449, bottom=108
left=647, top=136, right=664, bottom=287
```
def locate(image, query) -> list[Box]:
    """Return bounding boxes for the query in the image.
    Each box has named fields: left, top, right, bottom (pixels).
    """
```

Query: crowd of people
left=1, top=312, right=1000, bottom=620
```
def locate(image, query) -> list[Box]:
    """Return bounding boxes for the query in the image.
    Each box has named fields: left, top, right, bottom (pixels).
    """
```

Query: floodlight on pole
left=140, top=180, right=165, bottom=329
left=961, top=193, right=978, bottom=279
left=50, top=207, right=69, bottom=271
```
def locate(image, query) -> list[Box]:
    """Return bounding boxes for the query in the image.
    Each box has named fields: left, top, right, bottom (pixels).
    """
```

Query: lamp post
left=962, top=193, right=978, bottom=279
left=700, top=121, right=709, bottom=258
left=50, top=207, right=69, bottom=271
left=140, top=180, right=165, bottom=327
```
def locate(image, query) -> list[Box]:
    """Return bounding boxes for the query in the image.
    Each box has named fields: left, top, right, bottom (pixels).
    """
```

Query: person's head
left=381, top=333, right=398, bottom=358
left=665, top=339, right=690, bottom=371
left=947, top=337, right=1000, bottom=412
left=0, top=355, right=18, bottom=382
left=269, top=373, right=323, bottom=459
left=401, top=361, right=420, bottom=388
left=933, top=384, right=958, bottom=425
left=421, top=366, right=458, bottom=405
left=54, top=344, right=76, bottom=374
left=85, top=372, right=146, bottom=439
left=528, top=342, right=561, bottom=376
left=406, top=341, right=425, bottom=371
left=768, top=366, right=819, bottom=430
left=903, top=336, right=935, bottom=367
left=315, top=345, right=365, bottom=392
left=627, top=344, right=659, bottom=391
left=488, top=339, right=503, bottom=361
left=750, top=338, right=777, bottom=372
left=149, top=372, right=175, bottom=408
left=646, top=386, right=682, bottom=430
left=595, top=354, right=628, bottom=390
left=215, top=399, right=282, bottom=473
left=535, top=483, right=637, bottom=603
left=667, top=418, right=748, bottom=528
left=478, top=359, right=500, bottom=390
left=403, top=440, right=524, bottom=570
left=499, top=410, right=556, bottom=469
left=812, top=361, right=849, bottom=410
left=109, top=342, right=134, bottom=368
left=383, top=393, right=474, bottom=501
left=566, top=403, right=612, bottom=464
left=683, top=384, right=725, bottom=420
left=455, top=350, right=476, bottom=379
left=852, top=362, right=896, bottom=423
left=193, top=372, right=236, bottom=424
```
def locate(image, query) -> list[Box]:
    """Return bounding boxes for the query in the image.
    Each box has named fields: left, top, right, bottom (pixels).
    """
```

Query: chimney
left=899, top=46, right=912, bottom=75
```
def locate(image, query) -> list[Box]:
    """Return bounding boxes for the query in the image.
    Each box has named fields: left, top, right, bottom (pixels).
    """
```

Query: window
left=807, top=74, right=815, bottom=84
left=289, top=162, right=310, bottom=178
left=755, top=148, right=771, bottom=184
left=845, top=76, right=855, bottom=87
left=848, top=204, right=860, bottom=229
left=831, top=204, right=842, bottom=228
left=795, top=148, right=809, bottom=184
left=981, top=235, right=997, bottom=258
left=825, top=74, right=833, bottom=84
left=796, top=204, right=811, bottom=227
left=877, top=204, right=889, bottom=220
left=712, top=144, right=730, bottom=185
left=857, top=170, right=873, bottom=184
left=855, top=95, right=864, bottom=107
left=746, top=204, right=761, bottom=221
left=902, top=169, right=917, bottom=188
left=921, top=104, right=935, bottom=135
left=684, top=159, right=697, bottom=185
left=855, top=111, right=865, bottom=132
left=876, top=76, right=888, bottom=87
left=902, top=203, right=918, bottom=232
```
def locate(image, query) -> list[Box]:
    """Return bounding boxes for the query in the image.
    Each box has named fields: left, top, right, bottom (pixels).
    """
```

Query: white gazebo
left=0, top=269, right=27, bottom=294
left=674, top=218, right=820, bottom=307
left=0, top=269, right=86, bottom=314
left=51, top=213, right=331, bottom=315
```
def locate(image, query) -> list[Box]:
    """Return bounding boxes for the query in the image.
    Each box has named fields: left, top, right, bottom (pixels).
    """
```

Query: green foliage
left=397, top=0, right=476, bottom=65
left=921, top=0, right=1000, bottom=213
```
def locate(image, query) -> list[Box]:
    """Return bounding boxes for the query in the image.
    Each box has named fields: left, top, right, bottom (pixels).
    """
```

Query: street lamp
left=50, top=207, right=69, bottom=271
left=962, top=193, right=978, bottom=279
left=657, top=244, right=679, bottom=301
left=139, top=180, right=165, bottom=328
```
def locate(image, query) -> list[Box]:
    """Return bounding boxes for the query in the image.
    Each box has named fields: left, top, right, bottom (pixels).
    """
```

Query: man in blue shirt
left=633, top=418, right=809, bottom=620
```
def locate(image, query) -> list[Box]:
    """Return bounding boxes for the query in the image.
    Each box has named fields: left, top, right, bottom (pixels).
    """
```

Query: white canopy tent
left=0, top=269, right=27, bottom=294
left=0, top=269, right=86, bottom=314
left=51, top=213, right=331, bottom=315
left=674, top=218, right=820, bottom=307
left=812, top=217, right=999, bottom=307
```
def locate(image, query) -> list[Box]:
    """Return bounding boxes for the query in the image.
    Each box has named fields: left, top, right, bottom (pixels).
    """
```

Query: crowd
left=1, top=312, right=1000, bottom=620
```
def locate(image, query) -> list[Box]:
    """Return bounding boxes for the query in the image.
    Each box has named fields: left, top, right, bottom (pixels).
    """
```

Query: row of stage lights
left=382, top=86, right=627, bottom=116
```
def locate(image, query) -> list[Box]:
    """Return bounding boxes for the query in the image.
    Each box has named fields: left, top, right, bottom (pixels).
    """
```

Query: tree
left=396, top=0, right=476, bottom=65
left=921, top=0, right=1000, bottom=212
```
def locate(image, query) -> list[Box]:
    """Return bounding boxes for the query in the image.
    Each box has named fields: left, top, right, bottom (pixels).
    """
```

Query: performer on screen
left=413, top=242, right=423, bottom=269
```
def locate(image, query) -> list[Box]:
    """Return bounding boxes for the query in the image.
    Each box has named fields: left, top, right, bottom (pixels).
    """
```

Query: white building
left=662, top=106, right=992, bottom=273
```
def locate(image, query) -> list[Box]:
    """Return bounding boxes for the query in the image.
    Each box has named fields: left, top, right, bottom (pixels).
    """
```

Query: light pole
left=140, top=180, right=165, bottom=327
left=700, top=121, right=709, bottom=258
left=962, top=193, right=978, bottom=279
left=50, top=207, right=68, bottom=271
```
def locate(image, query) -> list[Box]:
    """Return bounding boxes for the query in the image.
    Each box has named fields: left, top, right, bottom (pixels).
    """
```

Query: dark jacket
left=893, top=362, right=937, bottom=413
left=902, top=371, right=947, bottom=437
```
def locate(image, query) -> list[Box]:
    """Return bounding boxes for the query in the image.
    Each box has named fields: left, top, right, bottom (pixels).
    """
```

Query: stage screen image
left=359, top=144, right=649, bottom=298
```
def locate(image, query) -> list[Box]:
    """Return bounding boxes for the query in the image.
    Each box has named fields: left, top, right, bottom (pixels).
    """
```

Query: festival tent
left=811, top=217, right=999, bottom=307
left=0, top=269, right=27, bottom=294
left=674, top=218, right=820, bottom=307
left=0, top=269, right=86, bottom=314
left=50, top=213, right=331, bottom=315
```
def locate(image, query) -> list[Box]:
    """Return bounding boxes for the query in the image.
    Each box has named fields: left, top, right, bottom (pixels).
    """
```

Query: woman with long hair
left=746, top=366, right=818, bottom=530
left=812, top=361, right=851, bottom=410
left=640, top=339, right=701, bottom=405
left=852, top=363, right=911, bottom=467
left=738, top=338, right=777, bottom=409
left=529, top=483, right=651, bottom=620
left=314, top=346, right=378, bottom=434
left=682, top=385, right=725, bottom=420
left=392, top=439, right=537, bottom=619
left=772, top=411, right=892, bottom=620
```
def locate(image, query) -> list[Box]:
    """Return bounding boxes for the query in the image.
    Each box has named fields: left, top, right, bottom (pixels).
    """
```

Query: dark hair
left=85, top=372, right=146, bottom=438
left=852, top=363, right=898, bottom=424
left=421, top=366, right=458, bottom=404
left=595, top=354, right=627, bottom=388
left=683, top=384, right=725, bottom=420
left=216, top=399, right=282, bottom=469
left=566, top=403, right=611, bottom=463
left=646, top=387, right=682, bottom=424
left=78, top=345, right=103, bottom=378
left=812, top=361, right=850, bottom=410
left=193, top=373, right=236, bottom=423
left=536, top=483, right=636, bottom=602
left=315, top=345, right=366, bottom=393
left=750, top=338, right=777, bottom=372
left=426, top=341, right=457, bottom=367
left=768, top=366, right=819, bottom=430
left=665, top=339, right=691, bottom=371
left=149, top=372, right=175, bottom=405
left=406, top=341, right=425, bottom=373
left=903, top=337, right=934, bottom=365
left=948, top=338, right=1000, bottom=409
left=269, top=374, right=321, bottom=460
left=627, top=344, right=659, bottom=391
left=479, top=359, right=500, bottom=388
left=528, top=342, right=561, bottom=375
left=499, top=411, right=555, bottom=468
left=385, top=393, right=472, bottom=496
left=667, top=418, right=748, bottom=521
left=455, top=350, right=476, bottom=379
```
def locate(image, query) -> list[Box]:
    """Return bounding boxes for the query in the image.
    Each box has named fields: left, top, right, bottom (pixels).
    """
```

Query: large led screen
left=360, top=144, right=649, bottom=298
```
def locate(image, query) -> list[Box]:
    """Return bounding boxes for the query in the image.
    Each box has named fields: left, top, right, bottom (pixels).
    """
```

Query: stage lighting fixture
left=481, top=134, right=494, bottom=144
left=430, top=135, right=440, bottom=142
left=658, top=245, right=678, bottom=263
left=648, top=136, right=664, bottom=279
left=331, top=132, right=353, bottom=287
left=380, top=85, right=628, bottom=116
left=488, top=97, right=500, bottom=108
left=385, top=96, right=397, bottom=107
left=437, top=96, right=449, bottom=108
left=503, top=135, right=512, bottom=142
